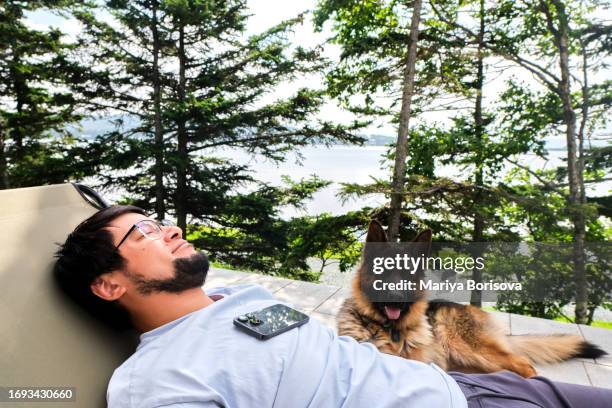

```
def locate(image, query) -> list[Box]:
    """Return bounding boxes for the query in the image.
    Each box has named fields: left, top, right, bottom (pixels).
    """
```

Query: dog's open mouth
left=384, top=305, right=402, bottom=320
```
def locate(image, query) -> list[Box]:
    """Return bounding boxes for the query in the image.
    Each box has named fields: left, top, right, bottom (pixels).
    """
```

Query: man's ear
left=366, top=220, right=388, bottom=242
left=90, top=273, right=127, bottom=301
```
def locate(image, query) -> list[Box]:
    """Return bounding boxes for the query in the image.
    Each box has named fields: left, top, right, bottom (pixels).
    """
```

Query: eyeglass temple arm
left=116, top=224, right=138, bottom=249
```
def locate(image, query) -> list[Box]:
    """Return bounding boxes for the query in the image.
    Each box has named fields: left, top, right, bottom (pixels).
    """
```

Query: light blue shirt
left=107, top=284, right=467, bottom=408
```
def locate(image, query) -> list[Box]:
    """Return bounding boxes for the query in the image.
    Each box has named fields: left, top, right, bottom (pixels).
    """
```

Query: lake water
left=211, top=145, right=610, bottom=218
left=213, top=145, right=390, bottom=218
left=93, top=144, right=609, bottom=217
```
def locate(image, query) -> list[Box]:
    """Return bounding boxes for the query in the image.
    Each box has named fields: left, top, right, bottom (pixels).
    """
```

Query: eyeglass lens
left=137, top=219, right=174, bottom=239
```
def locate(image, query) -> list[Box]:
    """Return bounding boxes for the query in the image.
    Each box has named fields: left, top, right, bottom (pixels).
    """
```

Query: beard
left=130, top=251, right=209, bottom=295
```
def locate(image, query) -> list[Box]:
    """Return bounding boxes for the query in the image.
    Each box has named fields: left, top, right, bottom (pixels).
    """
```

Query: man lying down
left=54, top=205, right=611, bottom=408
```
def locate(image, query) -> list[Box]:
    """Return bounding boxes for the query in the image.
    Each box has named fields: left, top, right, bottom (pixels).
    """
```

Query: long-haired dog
left=337, top=221, right=606, bottom=377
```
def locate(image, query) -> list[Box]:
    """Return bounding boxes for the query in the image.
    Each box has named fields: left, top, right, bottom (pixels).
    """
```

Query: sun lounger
left=0, top=183, right=137, bottom=407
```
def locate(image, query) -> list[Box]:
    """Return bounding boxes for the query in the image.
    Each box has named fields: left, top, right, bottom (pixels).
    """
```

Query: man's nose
left=163, top=224, right=182, bottom=241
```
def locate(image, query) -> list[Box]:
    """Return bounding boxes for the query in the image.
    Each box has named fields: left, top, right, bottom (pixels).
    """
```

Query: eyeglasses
left=116, top=219, right=175, bottom=249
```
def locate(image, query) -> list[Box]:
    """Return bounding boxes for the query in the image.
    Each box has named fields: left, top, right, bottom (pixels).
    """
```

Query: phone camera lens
left=249, top=317, right=263, bottom=325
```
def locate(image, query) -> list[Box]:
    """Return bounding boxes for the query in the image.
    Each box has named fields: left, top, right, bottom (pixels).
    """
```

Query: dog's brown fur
left=337, top=221, right=607, bottom=377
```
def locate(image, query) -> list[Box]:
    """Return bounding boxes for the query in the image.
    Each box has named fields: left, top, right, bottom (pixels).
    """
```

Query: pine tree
left=73, top=0, right=172, bottom=216
left=74, top=0, right=365, bottom=276
left=0, top=0, right=90, bottom=188
left=160, top=0, right=363, bottom=231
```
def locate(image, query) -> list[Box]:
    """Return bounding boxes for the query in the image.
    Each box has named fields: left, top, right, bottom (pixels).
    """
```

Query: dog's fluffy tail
left=507, top=334, right=607, bottom=364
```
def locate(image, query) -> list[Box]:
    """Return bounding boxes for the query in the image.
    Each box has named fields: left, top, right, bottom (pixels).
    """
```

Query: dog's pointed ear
left=366, top=220, right=388, bottom=242
left=412, top=229, right=432, bottom=243
left=412, top=229, right=432, bottom=258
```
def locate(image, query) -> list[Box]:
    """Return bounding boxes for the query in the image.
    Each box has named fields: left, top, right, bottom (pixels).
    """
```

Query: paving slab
left=578, top=324, right=612, bottom=367
left=204, top=267, right=251, bottom=288
left=584, top=362, right=612, bottom=389
left=237, top=273, right=294, bottom=293
left=510, top=313, right=581, bottom=336
left=314, top=287, right=351, bottom=316
left=534, top=360, right=592, bottom=386
left=274, top=280, right=341, bottom=312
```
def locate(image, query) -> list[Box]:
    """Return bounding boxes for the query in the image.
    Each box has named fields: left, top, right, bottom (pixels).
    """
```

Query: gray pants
left=450, top=371, right=612, bottom=408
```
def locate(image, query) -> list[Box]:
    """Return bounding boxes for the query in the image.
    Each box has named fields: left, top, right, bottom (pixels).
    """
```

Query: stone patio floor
left=205, top=267, right=612, bottom=389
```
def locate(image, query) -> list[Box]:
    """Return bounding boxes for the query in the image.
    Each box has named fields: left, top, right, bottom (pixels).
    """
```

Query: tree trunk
left=175, top=24, right=189, bottom=232
left=576, top=37, right=590, bottom=322
left=387, top=0, right=422, bottom=241
left=470, top=0, right=486, bottom=307
left=10, top=54, right=26, bottom=162
left=152, top=2, right=166, bottom=220
left=587, top=305, right=595, bottom=325
left=0, top=115, right=8, bottom=189
left=578, top=38, right=588, bottom=209
left=553, top=2, right=588, bottom=324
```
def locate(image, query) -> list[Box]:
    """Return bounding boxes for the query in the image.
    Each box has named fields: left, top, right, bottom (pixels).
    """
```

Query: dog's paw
left=519, top=363, right=538, bottom=378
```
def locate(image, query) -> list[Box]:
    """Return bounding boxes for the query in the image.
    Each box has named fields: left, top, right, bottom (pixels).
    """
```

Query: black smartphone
left=233, top=304, right=309, bottom=340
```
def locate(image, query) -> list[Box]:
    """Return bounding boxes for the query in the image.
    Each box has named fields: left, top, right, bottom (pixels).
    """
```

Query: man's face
left=106, top=212, right=209, bottom=295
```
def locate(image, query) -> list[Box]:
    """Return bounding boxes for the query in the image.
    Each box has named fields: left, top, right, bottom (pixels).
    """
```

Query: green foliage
left=489, top=242, right=611, bottom=324
left=494, top=167, right=611, bottom=322
left=286, top=211, right=368, bottom=273
left=314, top=0, right=475, bottom=116
left=186, top=176, right=369, bottom=279
left=0, top=0, right=94, bottom=188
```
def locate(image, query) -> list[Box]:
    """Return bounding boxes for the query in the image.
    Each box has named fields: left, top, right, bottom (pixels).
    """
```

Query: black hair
left=53, top=205, right=146, bottom=331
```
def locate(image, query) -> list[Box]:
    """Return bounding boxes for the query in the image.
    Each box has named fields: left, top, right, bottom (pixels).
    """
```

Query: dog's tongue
left=384, top=306, right=401, bottom=320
